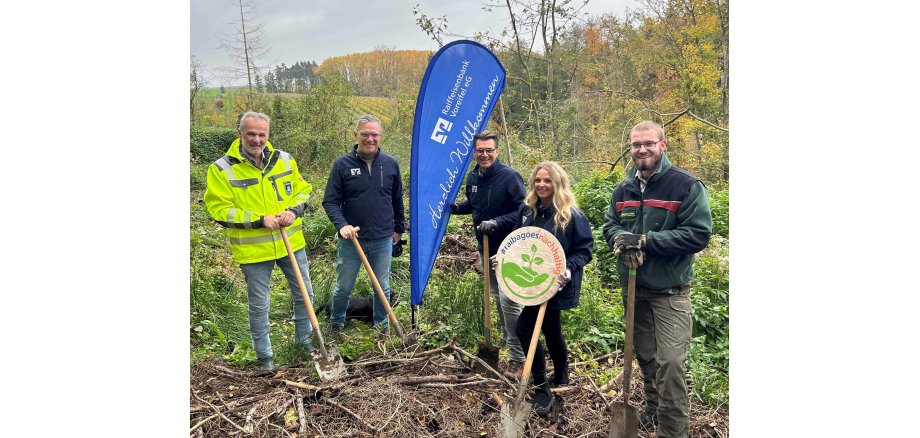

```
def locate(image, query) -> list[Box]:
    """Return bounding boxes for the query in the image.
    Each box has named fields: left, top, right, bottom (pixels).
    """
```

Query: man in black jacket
left=451, top=130, right=526, bottom=378
left=323, top=114, right=406, bottom=331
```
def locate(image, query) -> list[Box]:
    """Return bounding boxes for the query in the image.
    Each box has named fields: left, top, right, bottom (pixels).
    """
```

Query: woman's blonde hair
left=524, top=161, right=578, bottom=232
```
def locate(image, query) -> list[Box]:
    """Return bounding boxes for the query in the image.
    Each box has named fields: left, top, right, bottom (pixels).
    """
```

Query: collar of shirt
left=240, top=145, right=268, bottom=170
left=635, top=169, right=648, bottom=193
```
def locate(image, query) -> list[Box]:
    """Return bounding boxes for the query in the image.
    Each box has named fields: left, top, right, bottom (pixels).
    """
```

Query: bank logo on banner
left=409, top=40, right=506, bottom=306
left=495, top=226, right=566, bottom=306
left=430, top=118, right=453, bottom=144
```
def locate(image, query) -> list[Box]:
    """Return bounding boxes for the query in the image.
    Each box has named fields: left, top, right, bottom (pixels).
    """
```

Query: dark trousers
left=515, top=305, right=567, bottom=386
left=629, top=285, right=693, bottom=438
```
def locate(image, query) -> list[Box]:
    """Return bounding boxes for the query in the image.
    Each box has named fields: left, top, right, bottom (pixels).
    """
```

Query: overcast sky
left=191, top=0, right=637, bottom=86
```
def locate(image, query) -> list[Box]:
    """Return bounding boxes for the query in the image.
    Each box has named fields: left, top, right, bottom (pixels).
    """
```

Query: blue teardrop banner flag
left=409, top=40, right=506, bottom=306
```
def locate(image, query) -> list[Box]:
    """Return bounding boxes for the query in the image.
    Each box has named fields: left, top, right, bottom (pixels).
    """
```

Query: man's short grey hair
left=238, top=111, right=270, bottom=130
left=354, top=114, right=383, bottom=132
left=631, top=120, right=665, bottom=141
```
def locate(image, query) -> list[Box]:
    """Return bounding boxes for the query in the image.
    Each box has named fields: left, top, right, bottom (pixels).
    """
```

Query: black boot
left=548, top=366, right=569, bottom=387
left=532, top=381, right=555, bottom=417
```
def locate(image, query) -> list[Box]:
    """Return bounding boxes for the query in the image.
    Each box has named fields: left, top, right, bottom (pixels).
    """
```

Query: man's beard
left=637, top=156, right=661, bottom=172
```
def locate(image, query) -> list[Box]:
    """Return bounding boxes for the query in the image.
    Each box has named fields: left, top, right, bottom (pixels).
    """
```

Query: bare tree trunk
left=504, top=0, right=542, bottom=150
left=238, top=0, right=253, bottom=109
left=714, top=0, right=729, bottom=125
left=498, top=96, right=513, bottom=166
left=541, top=0, right=559, bottom=158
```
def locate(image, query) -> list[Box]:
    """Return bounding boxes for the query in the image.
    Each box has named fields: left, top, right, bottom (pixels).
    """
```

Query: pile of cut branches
left=190, top=341, right=727, bottom=437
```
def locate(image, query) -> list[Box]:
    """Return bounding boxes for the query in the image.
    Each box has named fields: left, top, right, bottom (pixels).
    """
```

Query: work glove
left=449, top=203, right=459, bottom=214
left=612, top=232, right=646, bottom=253
left=477, top=219, right=498, bottom=234
left=490, top=255, right=500, bottom=272
left=557, top=268, right=572, bottom=289
left=621, top=249, right=645, bottom=269
left=392, top=239, right=407, bottom=257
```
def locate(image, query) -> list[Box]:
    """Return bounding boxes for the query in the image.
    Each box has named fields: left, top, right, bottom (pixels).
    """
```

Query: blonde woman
left=511, top=161, right=594, bottom=416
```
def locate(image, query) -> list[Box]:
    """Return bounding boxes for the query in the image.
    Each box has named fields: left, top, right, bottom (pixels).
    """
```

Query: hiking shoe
left=532, top=383, right=555, bottom=417
left=256, top=357, right=276, bottom=372
left=639, top=410, right=658, bottom=430
left=503, top=361, right=523, bottom=379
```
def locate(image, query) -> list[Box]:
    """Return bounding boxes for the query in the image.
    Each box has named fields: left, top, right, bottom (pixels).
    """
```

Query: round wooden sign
left=494, top=226, right=567, bottom=306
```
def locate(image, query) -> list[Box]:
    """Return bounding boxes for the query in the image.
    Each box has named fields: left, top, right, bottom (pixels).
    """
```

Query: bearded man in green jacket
left=602, top=120, right=712, bottom=438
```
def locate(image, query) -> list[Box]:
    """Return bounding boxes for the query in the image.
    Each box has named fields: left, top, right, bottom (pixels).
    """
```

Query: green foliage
left=190, top=163, right=209, bottom=192
left=416, top=272, right=488, bottom=351
left=268, top=74, right=354, bottom=173
left=709, top=187, right=729, bottom=238
left=572, top=170, right=623, bottom=286
left=573, top=169, right=624, bottom=226
left=561, top=264, right=624, bottom=358
left=690, top=236, right=729, bottom=356
left=190, top=126, right=236, bottom=164
left=687, top=335, right=729, bottom=406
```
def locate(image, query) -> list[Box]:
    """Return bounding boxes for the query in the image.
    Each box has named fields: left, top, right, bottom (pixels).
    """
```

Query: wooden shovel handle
left=279, top=226, right=328, bottom=356
left=349, top=227, right=407, bottom=340
left=622, top=268, right=636, bottom=402
left=520, top=301, right=548, bottom=383
left=483, top=234, right=493, bottom=347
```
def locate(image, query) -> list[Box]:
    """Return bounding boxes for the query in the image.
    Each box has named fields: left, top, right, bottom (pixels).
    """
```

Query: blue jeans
left=479, top=252, right=525, bottom=362
left=330, top=236, right=392, bottom=328
left=239, top=248, right=314, bottom=360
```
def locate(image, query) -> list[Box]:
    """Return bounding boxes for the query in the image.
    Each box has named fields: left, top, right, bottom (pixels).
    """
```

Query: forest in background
left=190, top=0, right=729, bottom=410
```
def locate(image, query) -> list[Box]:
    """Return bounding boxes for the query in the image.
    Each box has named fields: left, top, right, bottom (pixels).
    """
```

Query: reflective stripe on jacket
left=602, top=154, right=712, bottom=291
left=204, top=139, right=313, bottom=264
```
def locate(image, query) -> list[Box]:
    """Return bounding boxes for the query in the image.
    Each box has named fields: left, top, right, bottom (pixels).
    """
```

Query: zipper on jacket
left=271, top=178, right=282, bottom=201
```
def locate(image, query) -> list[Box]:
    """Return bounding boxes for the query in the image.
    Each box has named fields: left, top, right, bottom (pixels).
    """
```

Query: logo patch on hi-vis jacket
left=350, top=168, right=361, bottom=176
left=495, top=226, right=566, bottom=306
left=284, top=181, right=292, bottom=195
left=621, top=211, right=636, bottom=218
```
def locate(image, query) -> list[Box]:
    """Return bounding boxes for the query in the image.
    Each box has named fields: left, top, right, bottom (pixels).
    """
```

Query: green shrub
left=562, top=264, right=624, bottom=358
left=191, top=126, right=237, bottom=164
left=573, top=169, right=624, bottom=226
left=687, top=335, right=729, bottom=406
left=709, top=187, right=728, bottom=238
left=571, top=170, right=623, bottom=288
left=689, top=237, right=729, bottom=361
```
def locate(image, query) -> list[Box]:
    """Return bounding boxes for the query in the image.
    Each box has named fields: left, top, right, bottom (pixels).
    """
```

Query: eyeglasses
left=474, top=148, right=497, bottom=155
left=359, top=132, right=381, bottom=139
left=629, top=140, right=662, bottom=150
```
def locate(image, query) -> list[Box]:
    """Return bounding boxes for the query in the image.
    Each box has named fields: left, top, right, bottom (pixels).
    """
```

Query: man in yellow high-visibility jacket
left=204, top=111, right=315, bottom=372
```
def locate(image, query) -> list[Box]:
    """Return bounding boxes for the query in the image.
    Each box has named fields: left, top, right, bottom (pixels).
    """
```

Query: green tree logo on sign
left=501, top=244, right=550, bottom=288
left=495, top=227, right=566, bottom=306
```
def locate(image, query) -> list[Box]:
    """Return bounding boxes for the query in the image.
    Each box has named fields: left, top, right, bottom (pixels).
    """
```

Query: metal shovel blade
left=311, top=343, right=347, bottom=384
left=498, top=385, right=529, bottom=438
left=608, top=402, right=639, bottom=438
left=278, top=227, right=347, bottom=383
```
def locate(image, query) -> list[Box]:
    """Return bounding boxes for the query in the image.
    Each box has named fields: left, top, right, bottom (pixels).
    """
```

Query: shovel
left=350, top=227, right=414, bottom=345
left=278, top=226, right=347, bottom=383
left=499, top=301, right=549, bottom=437
left=608, top=268, right=639, bottom=438
left=477, top=234, right=500, bottom=369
